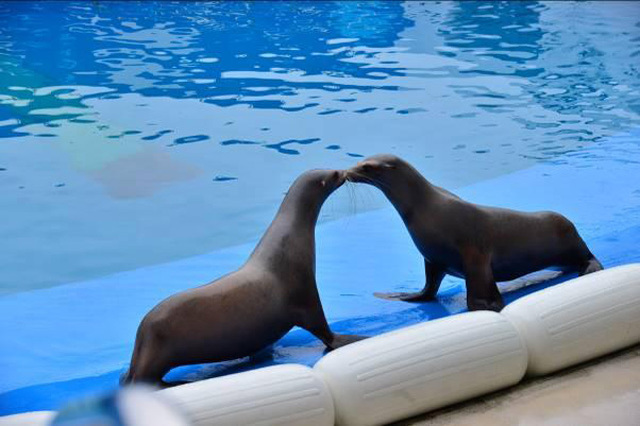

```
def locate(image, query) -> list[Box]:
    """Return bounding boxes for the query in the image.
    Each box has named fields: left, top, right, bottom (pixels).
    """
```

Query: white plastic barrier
left=502, top=263, right=640, bottom=376
left=0, top=411, right=55, bottom=426
left=159, top=364, right=334, bottom=426
left=3, top=264, right=640, bottom=426
left=314, top=311, right=528, bottom=426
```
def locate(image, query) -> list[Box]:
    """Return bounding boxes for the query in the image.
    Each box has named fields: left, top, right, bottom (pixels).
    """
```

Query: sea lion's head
left=298, top=168, right=346, bottom=198
left=345, top=154, right=406, bottom=188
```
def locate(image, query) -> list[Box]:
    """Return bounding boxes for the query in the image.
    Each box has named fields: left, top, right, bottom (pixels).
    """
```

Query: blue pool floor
left=1, top=130, right=639, bottom=415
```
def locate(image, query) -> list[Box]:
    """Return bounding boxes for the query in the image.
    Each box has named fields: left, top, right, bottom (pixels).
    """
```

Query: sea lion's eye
left=320, top=180, right=326, bottom=187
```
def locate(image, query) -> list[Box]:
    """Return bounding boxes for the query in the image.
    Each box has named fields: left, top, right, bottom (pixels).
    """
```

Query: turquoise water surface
left=1, top=1, right=639, bottom=415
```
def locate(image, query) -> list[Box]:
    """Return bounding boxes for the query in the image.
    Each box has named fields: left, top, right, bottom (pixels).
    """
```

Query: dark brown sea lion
left=121, top=169, right=363, bottom=385
left=346, top=154, right=603, bottom=312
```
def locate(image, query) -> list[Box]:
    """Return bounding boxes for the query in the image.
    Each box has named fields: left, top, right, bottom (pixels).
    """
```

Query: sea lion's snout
left=335, top=169, right=346, bottom=186
left=344, top=168, right=356, bottom=183
left=321, top=170, right=346, bottom=190
left=346, top=154, right=403, bottom=185
left=345, top=160, right=377, bottom=183
left=344, top=167, right=359, bottom=183
left=334, top=170, right=348, bottom=190
left=329, top=170, right=345, bottom=188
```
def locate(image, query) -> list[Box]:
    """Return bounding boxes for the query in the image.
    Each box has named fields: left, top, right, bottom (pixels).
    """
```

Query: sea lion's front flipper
left=294, top=286, right=366, bottom=350
left=373, top=260, right=446, bottom=302
left=462, top=247, right=504, bottom=312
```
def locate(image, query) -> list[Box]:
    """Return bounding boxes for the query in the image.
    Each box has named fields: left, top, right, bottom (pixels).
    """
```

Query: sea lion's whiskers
left=344, top=181, right=353, bottom=215
left=345, top=180, right=360, bottom=216
left=345, top=170, right=388, bottom=209
left=357, top=182, right=375, bottom=206
left=356, top=171, right=394, bottom=193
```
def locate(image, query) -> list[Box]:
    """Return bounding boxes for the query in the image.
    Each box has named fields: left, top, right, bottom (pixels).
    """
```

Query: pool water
left=1, top=1, right=639, bottom=415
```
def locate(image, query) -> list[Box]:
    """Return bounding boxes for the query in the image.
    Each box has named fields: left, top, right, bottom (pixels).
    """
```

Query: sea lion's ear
left=321, top=180, right=326, bottom=187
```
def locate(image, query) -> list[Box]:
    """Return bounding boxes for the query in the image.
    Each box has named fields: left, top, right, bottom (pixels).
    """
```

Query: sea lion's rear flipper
left=327, top=333, right=367, bottom=350
left=373, top=290, right=432, bottom=302
left=579, top=257, right=604, bottom=275
left=120, top=369, right=132, bottom=386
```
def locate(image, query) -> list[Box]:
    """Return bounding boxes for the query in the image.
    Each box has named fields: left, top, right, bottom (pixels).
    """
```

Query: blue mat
left=1, top=131, right=639, bottom=415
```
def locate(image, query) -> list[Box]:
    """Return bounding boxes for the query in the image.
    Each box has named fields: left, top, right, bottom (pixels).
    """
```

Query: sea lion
left=346, top=154, right=603, bottom=311
left=121, top=169, right=363, bottom=385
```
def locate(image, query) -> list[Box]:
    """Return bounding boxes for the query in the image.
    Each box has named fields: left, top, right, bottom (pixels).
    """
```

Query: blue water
left=1, top=1, right=640, bottom=415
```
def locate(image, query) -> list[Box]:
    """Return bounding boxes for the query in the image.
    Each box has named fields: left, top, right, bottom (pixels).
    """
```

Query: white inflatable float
left=3, top=264, right=639, bottom=425
left=502, top=263, right=640, bottom=376
left=0, top=411, right=54, bottom=426
left=159, top=364, right=334, bottom=426
left=314, top=311, right=528, bottom=426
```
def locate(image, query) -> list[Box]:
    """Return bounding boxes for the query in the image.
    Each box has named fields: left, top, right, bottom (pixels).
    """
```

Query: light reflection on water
left=0, top=1, right=639, bottom=294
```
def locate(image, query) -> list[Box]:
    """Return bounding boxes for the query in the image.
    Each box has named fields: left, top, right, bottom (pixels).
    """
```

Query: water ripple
left=0, top=0, right=639, bottom=294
